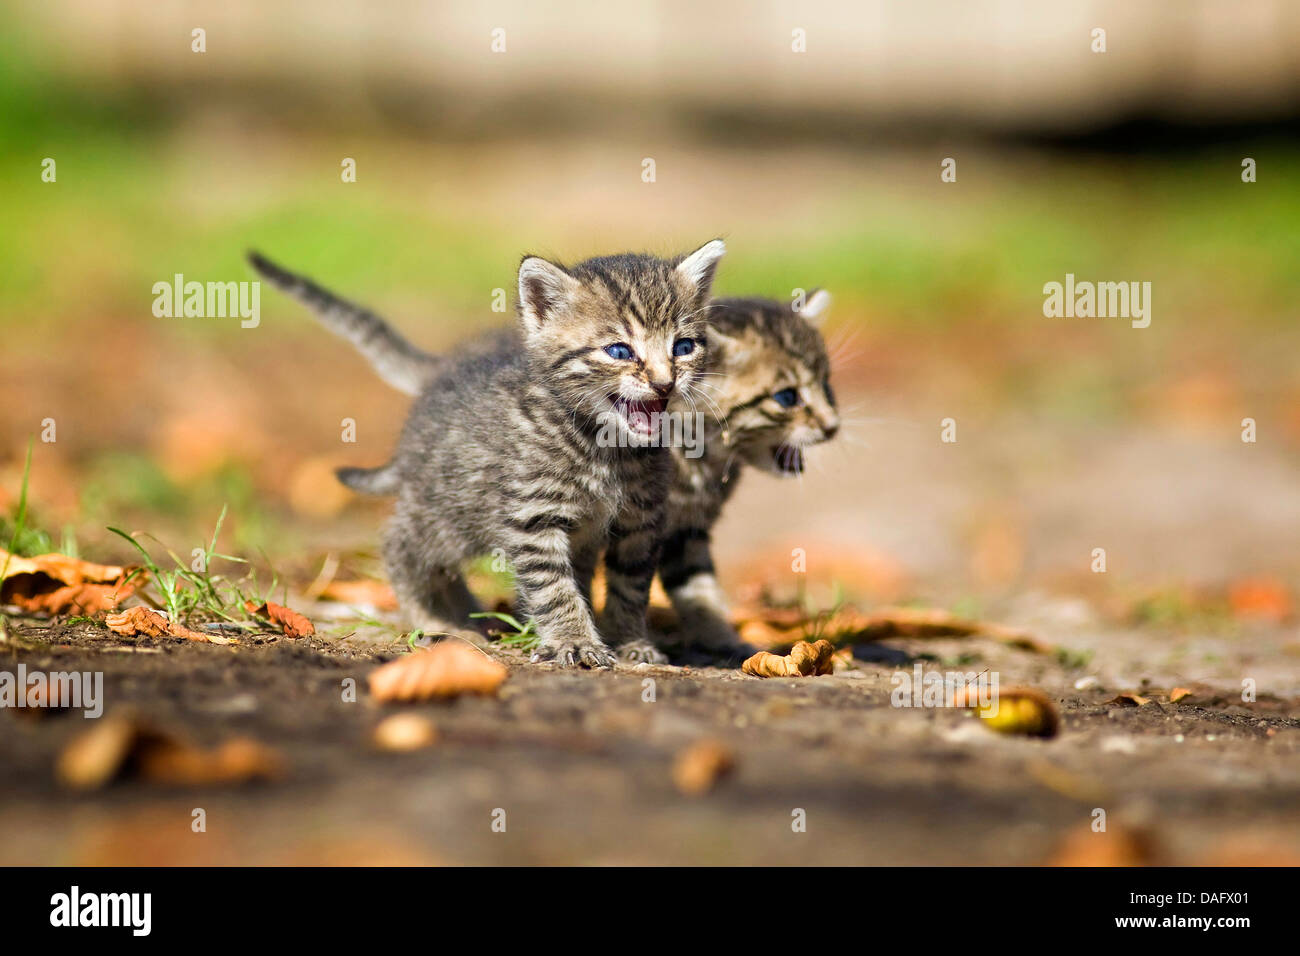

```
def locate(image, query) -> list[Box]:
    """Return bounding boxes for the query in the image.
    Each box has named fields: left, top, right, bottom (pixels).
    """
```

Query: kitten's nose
left=649, top=380, right=674, bottom=398
left=822, top=421, right=839, bottom=439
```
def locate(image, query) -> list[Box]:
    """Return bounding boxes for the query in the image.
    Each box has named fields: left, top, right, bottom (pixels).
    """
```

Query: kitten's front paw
left=617, top=639, right=669, bottom=665
left=530, top=637, right=616, bottom=669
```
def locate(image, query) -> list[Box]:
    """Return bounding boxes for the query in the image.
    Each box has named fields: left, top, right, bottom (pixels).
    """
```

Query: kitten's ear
left=797, top=288, right=832, bottom=326
left=518, top=255, right=579, bottom=335
left=675, top=239, right=726, bottom=297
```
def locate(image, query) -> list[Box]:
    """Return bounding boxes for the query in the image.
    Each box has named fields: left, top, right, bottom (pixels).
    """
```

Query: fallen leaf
left=56, top=714, right=282, bottom=789
left=56, top=716, right=139, bottom=789
left=137, top=736, right=284, bottom=786
left=0, top=548, right=139, bottom=615
left=316, top=579, right=398, bottom=611
left=672, top=739, right=735, bottom=795
left=731, top=602, right=1046, bottom=654
left=106, top=606, right=230, bottom=644
left=369, top=641, right=507, bottom=702
left=1109, top=693, right=1151, bottom=707
left=741, top=639, right=835, bottom=678
left=1169, top=687, right=1192, bottom=703
left=373, top=713, right=438, bottom=751
left=951, top=685, right=1059, bottom=738
left=244, top=600, right=315, bottom=639
left=105, top=606, right=169, bottom=638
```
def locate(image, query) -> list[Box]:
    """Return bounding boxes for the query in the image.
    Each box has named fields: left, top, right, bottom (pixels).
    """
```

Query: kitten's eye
left=773, top=387, right=800, bottom=408
left=604, top=343, right=634, bottom=361
left=672, top=338, right=696, bottom=358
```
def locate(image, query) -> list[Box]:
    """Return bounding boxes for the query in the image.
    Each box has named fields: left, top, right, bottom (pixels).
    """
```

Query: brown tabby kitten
left=251, top=243, right=724, bottom=668
left=655, top=292, right=839, bottom=655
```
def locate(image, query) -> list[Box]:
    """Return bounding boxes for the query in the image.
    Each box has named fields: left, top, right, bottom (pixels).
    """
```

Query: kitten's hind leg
left=384, top=527, right=485, bottom=644
left=400, top=570, right=487, bottom=646
left=660, top=527, right=751, bottom=655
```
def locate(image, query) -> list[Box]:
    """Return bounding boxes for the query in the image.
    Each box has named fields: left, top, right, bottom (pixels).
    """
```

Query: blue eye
left=773, top=387, right=800, bottom=408
left=673, top=338, right=696, bottom=357
left=604, top=343, right=634, bottom=361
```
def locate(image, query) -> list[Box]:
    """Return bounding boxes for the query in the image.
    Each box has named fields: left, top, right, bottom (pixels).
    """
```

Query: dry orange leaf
left=137, top=736, right=284, bottom=786
left=373, top=714, right=438, bottom=751
left=672, top=739, right=736, bottom=796
left=1169, top=687, right=1192, bottom=703
left=731, top=603, right=1044, bottom=654
left=316, top=579, right=398, bottom=611
left=56, top=715, right=282, bottom=790
left=106, top=606, right=230, bottom=645
left=0, top=548, right=139, bottom=615
left=245, top=600, right=315, bottom=639
left=741, top=639, right=835, bottom=678
left=369, top=641, right=507, bottom=702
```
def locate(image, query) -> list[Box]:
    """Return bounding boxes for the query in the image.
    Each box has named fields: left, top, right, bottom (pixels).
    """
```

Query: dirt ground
left=5, top=355, right=1300, bottom=866
left=2, top=606, right=1298, bottom=866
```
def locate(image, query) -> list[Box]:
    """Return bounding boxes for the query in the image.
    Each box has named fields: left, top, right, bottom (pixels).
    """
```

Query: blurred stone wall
left=11, top=0, right=1300, bottom=132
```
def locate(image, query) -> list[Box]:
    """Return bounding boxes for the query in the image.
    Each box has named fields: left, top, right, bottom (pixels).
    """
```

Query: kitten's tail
left=336, top=463, right=402, bottom=496
left=248, top=251, right=442, bottom=396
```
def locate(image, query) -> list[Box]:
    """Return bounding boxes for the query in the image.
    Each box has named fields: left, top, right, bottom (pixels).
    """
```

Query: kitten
left=251, top=243, right=724, bottom=668
left=657, top=293, right=839, bottom=653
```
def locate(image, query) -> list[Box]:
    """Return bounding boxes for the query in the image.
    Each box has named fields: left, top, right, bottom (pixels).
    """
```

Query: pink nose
left=649, top=380, right=674, bottom=398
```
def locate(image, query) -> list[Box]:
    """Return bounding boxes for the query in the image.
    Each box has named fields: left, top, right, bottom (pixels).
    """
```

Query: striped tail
left=248, top=251, right=442, bottom=396
left=336, top=464, right=403, bottom=496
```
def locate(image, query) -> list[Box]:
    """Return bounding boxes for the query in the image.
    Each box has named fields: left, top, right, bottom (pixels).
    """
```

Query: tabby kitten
left=251, top=241, right=725, bottom=668
left=657, top=293, right=839, bottom=653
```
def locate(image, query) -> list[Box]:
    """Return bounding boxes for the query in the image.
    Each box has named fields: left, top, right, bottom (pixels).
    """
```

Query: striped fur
left=658, top=295, right=839, bottom=652
left=248, top=251, right=442, bottom=396
left=278, top=243, right=723, bottom=668
left=251, top=252, right=835, bottom=660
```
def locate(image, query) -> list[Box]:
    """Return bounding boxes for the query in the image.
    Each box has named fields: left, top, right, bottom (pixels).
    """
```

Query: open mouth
left=610, top=395, right=667, bottom=436
left=773, top=445, right=804, bottom=475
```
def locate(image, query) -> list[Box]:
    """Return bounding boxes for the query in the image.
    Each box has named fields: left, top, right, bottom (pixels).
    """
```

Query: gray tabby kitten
left=250, top=241, right=725, bottom=668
